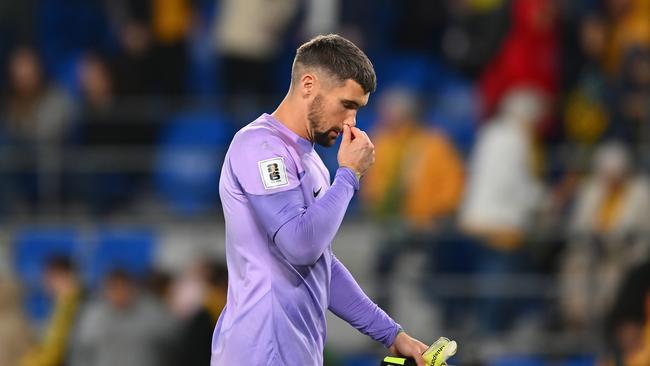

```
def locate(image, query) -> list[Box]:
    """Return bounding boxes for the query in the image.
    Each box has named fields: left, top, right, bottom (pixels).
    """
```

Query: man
left=212, top=34, right=430, bottom=366
left=70, top=269, right=174, bottom=366
left=21, top=256, right=82, bottom=366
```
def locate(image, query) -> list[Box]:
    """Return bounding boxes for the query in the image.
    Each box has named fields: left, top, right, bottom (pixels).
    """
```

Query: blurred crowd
left=0, top=253, right=228, bottom=366
left=0, top=0, right=649, bottom=365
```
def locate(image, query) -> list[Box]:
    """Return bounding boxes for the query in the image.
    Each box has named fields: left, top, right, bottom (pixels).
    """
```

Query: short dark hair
left=292, top=34, right=376, bottom=94
left=45, top=255, right=76, bottom=274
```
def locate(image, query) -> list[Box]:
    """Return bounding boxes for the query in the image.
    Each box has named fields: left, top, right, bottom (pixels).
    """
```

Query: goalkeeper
left=211, top=34, right=431, bottom=366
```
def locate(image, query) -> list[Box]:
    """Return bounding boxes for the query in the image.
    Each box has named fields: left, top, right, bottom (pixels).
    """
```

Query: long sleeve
left=329, top=255, right=401, bottom=348
left=247, top=167, right=358, bottom=266
left=21, top=290, right=81, bottom=366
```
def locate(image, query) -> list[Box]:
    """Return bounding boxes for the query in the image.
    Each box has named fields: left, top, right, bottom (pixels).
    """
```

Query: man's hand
left=388, top=331, right=429, bottom=366
left=337, top=124, right=375, bottom=178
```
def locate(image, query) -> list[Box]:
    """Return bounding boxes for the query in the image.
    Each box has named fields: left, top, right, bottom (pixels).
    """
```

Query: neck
left=271, top=92, right=312, bottom=142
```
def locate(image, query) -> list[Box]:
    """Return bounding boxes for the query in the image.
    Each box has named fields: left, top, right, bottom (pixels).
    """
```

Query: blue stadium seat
left=562, top=355, right=596, bottom=366
left=372, top=54, right=433, bottom=93
left=342, top=354, right=381, bottom=366
left=154, top=110, right=234, bottom=216
left=371, top=53, right=456, bottom=94
left=426, top=79, right=479, bottom=156
left=38, top=0, right=113, bottom=78
left=186, top=27, right=217, bottom=96
left=490, top=355, right=546, bottom=366
left=86, top=227, right=156, bottom=287
left=51, top=53, right=83, bottom=98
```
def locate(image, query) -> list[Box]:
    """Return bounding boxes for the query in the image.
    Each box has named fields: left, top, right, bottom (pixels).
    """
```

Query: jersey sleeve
left=329, top=255, right=401, bottom=348
left=229, top=131, right=301, bottom=195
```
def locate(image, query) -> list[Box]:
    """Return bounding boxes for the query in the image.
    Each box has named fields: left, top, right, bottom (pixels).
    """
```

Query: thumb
left=341, top=124, right=352, bottom=145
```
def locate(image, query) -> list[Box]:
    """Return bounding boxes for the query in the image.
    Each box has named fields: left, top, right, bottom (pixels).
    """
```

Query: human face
left=307, top=79, right=369, bottom=147
left=105, top=277, right=134, bottom=309
left=9, top=48, right=42, bottom=97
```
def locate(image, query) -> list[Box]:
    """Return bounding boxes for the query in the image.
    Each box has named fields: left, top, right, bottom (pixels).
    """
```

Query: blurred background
left=0, top=0, right=649, bottom=365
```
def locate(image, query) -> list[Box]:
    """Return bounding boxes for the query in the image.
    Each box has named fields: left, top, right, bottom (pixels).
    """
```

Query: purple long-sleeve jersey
left=211, top=114, right=400, bottom=365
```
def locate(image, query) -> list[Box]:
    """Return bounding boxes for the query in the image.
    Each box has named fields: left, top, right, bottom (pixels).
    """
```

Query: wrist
left=387, top=325, right=405, bottom=349
left=336, top=167, right=360, bottom=191
left=340, top=165, right=361, bottom=179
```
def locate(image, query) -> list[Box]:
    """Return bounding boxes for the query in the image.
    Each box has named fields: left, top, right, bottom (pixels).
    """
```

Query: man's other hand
left=388, top=331, right=429, bottom=366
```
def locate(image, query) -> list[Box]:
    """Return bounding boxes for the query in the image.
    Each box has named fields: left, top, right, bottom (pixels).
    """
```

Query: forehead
left=327, top=79, right=369, bottom=106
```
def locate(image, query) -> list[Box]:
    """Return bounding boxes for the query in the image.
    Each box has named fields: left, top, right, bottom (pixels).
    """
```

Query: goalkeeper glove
left=380, top=337, right=457, bottom=366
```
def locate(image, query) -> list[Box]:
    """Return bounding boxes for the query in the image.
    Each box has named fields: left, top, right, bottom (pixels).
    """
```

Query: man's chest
left=299, top=152, right=330, bottom=204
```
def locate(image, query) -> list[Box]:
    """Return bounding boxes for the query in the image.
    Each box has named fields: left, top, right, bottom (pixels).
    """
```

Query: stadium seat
left=342, top=354, right=381, bottom=366
left=51, top=53, right=84, bottom=97
left=371, top=53, right=457, bottom=95
left=372, top=54, right=433, bottom=93
left=562, top=355, right=596, bottom=366
left=425, top=80, right=479, bottom=157
left=38, top=0, right=112, bottom=79
left=490, top=355, right=546, bottom=366
left=154, top=110, right=234, bottom=216
left=86, top=227, right=156, bottom=287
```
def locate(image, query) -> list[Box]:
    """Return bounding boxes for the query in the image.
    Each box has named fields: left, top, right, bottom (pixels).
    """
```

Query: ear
left=299, top=73, right=316, bottom=98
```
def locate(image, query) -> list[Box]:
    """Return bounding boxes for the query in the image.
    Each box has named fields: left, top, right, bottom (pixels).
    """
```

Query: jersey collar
left=264, top=113, right=314, bottom=154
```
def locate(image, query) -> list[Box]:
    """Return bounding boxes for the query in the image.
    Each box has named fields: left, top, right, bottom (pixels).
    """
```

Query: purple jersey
left=212, top=114, right=399, bottom=366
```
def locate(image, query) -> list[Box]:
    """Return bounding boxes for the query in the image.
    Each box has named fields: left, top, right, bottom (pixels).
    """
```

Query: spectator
left=70, top=269, right=175, bottom=366
left=458, top=87, right=547, bottom=333
left=479, top=0, right=559, bottom=123
left=441, top=0, right=510, bottom=78
left=608, top=47, right=650, bottom=150
left=361, top=88, right=464, bottom=312
left=563, top=13, right=611, bottom=170
left=168, top=260, right=227, bottom=366
left=3, top=46, right=74, bottom=148
left=560, top=142, right=650, bottom=331
left=603, top=0, right=650, bottom=76
left=107, top=0, right=195, bottom=97
left=65, top=53, right=155, bottom=213
left=2, top=46, right=74, bottom=209
left=106, top=2, right=156, bottom=97
left=0, top=275, right=32, bottom=366
left=602, top=260, right=650, bottom=366
left=461, top=88, right=546, bottom=251
left=212, top=0, right=299, bottom=120
left=21, top=256, right=83, bottom=366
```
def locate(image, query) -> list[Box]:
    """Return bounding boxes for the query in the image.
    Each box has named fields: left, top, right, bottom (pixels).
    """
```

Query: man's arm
left=329, top=256, right=430, bottom=365
left=329, top=255, right=401, bottom=347
left=247, top=167, right=358, bottom=266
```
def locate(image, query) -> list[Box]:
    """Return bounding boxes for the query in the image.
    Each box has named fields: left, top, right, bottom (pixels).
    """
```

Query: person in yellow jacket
left=21, top=257, right=82, bottom=366
left=361, top=88, right=464, bottom=312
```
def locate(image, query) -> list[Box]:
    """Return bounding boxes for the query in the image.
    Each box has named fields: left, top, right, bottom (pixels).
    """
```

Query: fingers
left=341, top=124, right=351, bottom=144
left=416, top=341, right=428, bottom=354
left=350, top=126, right=362, bottom=139
left=350, top=127, right=373, bottom=147
left=414, top=354, right=427, bottom=366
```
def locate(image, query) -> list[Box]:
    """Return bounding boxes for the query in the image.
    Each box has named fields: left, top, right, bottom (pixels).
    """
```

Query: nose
left=344, top=115, right=356, bottom=128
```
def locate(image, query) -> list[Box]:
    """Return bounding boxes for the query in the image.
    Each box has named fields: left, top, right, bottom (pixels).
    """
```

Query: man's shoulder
left=231, top=117, right=291, bottom=152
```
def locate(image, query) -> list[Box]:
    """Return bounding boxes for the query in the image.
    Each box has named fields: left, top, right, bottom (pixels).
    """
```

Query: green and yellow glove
left=380, top=337, right=458, bottom=366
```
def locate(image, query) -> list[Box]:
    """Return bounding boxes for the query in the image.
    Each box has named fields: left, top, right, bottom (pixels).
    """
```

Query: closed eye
left=341, top=100, right=361, bottom=110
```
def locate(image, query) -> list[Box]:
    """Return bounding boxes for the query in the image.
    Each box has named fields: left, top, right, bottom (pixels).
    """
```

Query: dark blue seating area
left=11, top=225, right=157, bottom=322
left=154, top=110, right=235, bottom=216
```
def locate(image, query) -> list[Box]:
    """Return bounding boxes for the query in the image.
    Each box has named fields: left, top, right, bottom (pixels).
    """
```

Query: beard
left=308, top=94, right=340, bottom=147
